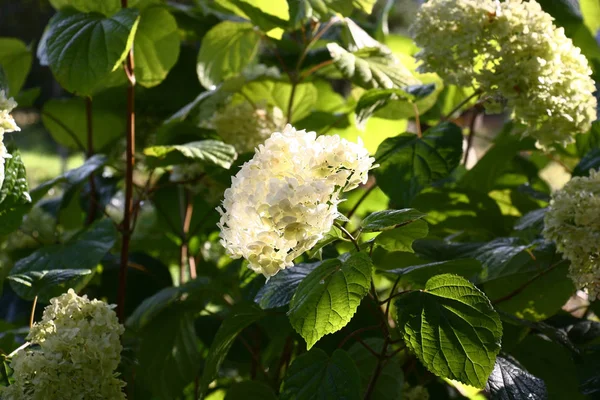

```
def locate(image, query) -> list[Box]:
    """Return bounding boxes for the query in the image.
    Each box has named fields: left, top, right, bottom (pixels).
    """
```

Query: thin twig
left=343, top=184, right=376, bottom=227
left=41, top=112, right=86, bottom=153
left=299, top=59, right=334, bottom=81
left=463, top=108, right=480, bottom=165
left=7, top=342, right=30, bottom=358
left=364, top=337, right=389, bottom=400
left=29, top=296, right=38, bottom=329
left=335, top=222, right=360, bottom=252
left=179, top=189, right=195, bottom=283
left=338, top=325, right=381, bottom=349
left=442, top=90, right=482, bottom=121
left=117, top=0, right=136, bottom=323
left=492, top=260, right=567, bottom=304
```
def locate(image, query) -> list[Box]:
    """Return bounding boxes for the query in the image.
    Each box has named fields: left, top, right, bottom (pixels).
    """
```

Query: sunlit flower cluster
left=0, top=90, right=19, bottom=183
left=544, top=170, right=600, bottom=300
left=411, top=0, right=597, bottom=147
left=212, top=100, right=286, bottom=154
left=1, top=289, right=126, bottom=400
left=217, top=124, right=375, bottom=277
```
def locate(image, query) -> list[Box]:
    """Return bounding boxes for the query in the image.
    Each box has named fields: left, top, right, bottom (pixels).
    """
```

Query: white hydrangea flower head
left=411, top=0, right=597, bottom=147
left=217, top=124, right=375, bottom=277
left=543, top=170, right=600, bottom=299
left=410, top=0, right=498, bottom=87
left=212, top=100, right=286, bottom=154
left=1, top=289, right=126, bottom=400
left=0, top=90, right=19, bottom=184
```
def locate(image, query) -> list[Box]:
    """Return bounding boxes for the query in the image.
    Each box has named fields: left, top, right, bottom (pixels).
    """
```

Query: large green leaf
left=0, top=38, right=32, bottom=95
left=49, top=0, right=121, bottom=15
left=254, top=262, right=320, bottom=309
left=395, top=274, right=502, bottom=388
left=45, top=9, right=140, bottom=95
left=379, top=259, right=482, bottom=287
left=137, top=311, right=202, bottom=399
left=0, top=149, right=31, bottom=236
left=280, top=348, right=362, bottom=400
left=196, top=21, right=261, bottom=90
left=374, top=122, right=463, bottom=207
left=143, top=140, right=237, bottom=169
left=361, top=208, right=425, bottom=232
left=485, top=355, right=548, bottom=400
left=134, top=6, right=180, bottom=88
left=327, top=43, right=418, bottom=89
left=374, top=219, right=428, bottom=252
left=240, top=79, right=318, bottom=123
left=347, top=338, right=403, bottom=400
left=573, top=148, right=600, bottom=177
left=7, top=219, right=116, bottom=302
left=288, top=252, right=373, bottom=349
left=199, top=304, right=265, bottom=398
left=41, top=97, right=125, bottom=151
left=288, top=0, right=376, bottom=28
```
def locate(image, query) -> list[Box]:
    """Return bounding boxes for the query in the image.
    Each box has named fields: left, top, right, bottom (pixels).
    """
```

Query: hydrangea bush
left=0, top=0, right=599, bottom=399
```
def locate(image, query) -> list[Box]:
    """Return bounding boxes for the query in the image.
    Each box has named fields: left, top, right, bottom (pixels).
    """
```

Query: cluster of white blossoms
left=217, top=124, right=375, bottom=277
left=411, top=0, right=597, bottom=147
left=212, top=100, right=286, bottom=154
left=543, top=170, right=600, bottom=300
left=0, top=90, right=19, bottom=182
left=1, top=289, right=126, bottom=400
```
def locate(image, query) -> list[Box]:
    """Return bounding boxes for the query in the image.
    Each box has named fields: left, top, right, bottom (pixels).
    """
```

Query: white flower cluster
left=217, top=124, right=375, bottom=277
left=212, top=100, right=286, bottom=154
left=411, top=0, right=597, bottom=147
left=0, top=90, right=19, bottom=182
left=544, top=170, right=600, bottom=300
left=1, top=289, right=126, bottom=400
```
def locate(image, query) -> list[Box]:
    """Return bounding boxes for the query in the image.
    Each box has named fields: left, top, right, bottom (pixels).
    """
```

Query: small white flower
left=217, top=125, right=375, bottom=277
left=544, top=170, right=600, bottom=300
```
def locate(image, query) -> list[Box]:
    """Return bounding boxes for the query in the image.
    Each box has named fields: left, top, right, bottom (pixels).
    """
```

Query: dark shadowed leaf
left=379, top=258, right=481, bottom=287
left=280, top=348, right=362, bottom=400
left=361, top=208, right=426, bottom=232
left=254, top=262, right=320, bottom=309
left=485, top=355, right=548, bottom=400
left=144, top=140, right=237, bottom=168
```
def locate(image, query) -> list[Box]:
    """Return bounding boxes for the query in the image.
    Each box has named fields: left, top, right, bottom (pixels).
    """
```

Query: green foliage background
left=0, top=0, right=599, bottom=399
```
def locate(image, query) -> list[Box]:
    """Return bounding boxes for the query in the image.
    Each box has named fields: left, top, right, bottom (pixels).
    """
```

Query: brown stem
left=29, top=296, right=38, bottom=329
left=117, top=0, right=135, bottom=322
left=337, top=325, right=381, bottom=349
left=299, top=59, right=334, bottom=81
left=442, top=90, right=482, bottom=121
left=286, top=81, right=297, bottom=124
left=85, top=97, right=97, bottom=225
left=463, top=108, right=480, bottom=165
left=412, top=103, right=422, bottom=139
left=364, top=337, right=389, bottom=400
left=335, top=222, right=360, bottom=252
left=180, top=189, right=195, bottom=283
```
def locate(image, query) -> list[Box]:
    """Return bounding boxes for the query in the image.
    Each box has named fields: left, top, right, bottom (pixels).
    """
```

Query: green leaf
left=45, top=9, right=140, bottom=95
left=240, top=79, right=317, bottom=123
left=576, top=120, right=600, bottom=157
left=0, top=38, right=32, bottom=95
left=143, top=140, right=237, bottom=169
left=196, top=21, right=261, bottom=90
left=347, top=338, right=404, bottom=400
left=49, top=0, right=121, bottom=15
left=127, top=278, right=220, bottom=330
left=199, top=304, right=265, bottom=398
left=361, top=208, right=426, bottom=232
left=228, top=0, right=288, bottom=33
left=225, top=381, right=278, bottom=400
left=137, top=311, right=202, bottom=399
left=379, top=259, right=482, bottom=287
left=484, top=262, right=574, bottom=322
left=254, top=262, right=320, bottom=309
left=327, top=43, right=419, bottom=89
left=355, top=84, right=436, bottom=127
left=29, top=154, right=107, bottom=204
left=485, top=355, right=548, bottom=400
left=7, top=219, right=117, bottom=302
left=288, top=252, right=373, bottom=349
left=134, top=6, right=180, bottom=88
left=374, top=122, right=463, bottom=207
left=375, top=219, right=428, bottom=252
left=41, top=97, right=125, bottom=151
left=288, top=0, right=376, bottom=27
left=510, top=335, right=585, bottom=400
left=395, top=274, right=502, bottom=388
left=0, top=149, right=31, bottom=236
left=280, top=348, right=362, bottom=400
